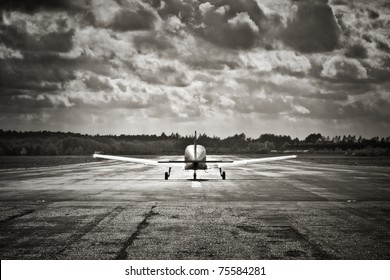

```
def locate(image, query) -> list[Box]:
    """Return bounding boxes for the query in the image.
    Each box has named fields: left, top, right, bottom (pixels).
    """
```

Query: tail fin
left=194, top=131, right=197, bottom=160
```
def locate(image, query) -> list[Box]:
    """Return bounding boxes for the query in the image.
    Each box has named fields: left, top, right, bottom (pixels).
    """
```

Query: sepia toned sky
left=0, top=0, right=389, bottom=138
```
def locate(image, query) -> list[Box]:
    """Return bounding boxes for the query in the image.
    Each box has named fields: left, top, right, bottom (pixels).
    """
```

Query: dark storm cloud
left=109, top=7, right=158, bottom=31
left=341, top=96, right=390, bottom=122
left=147, top=0, right=342, bottom=51
left=0, top=55, right=75, bottom=92
left=0, top=25, right=75, bottom=53
left=282, top=0, right=340, bottom=52
left=195, top=4, right=260, bottom=49
left=147, top=0, right=283, bottom=49
left=193, top=0, right=284, bottom=49
left=345, top=43, right=368, bottom=59
left=0, top=0, right=90, bottom=13
left=367, top=8, right=380, bottom=19
left=292, top=92, right=390, bottom=123
left=376, top=39, right=390, bottom=53
left=84, top=75, right=113, bottom=91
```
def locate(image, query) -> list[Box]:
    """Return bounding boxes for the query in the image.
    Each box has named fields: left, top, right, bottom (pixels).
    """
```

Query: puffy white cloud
left=90, top=0, right=122, bottom=27
left=228, top=12, right=259, bottom=33
left=321, top=56, right=368, bottom=80
left=199, top=2, right=214, bottom=16
left=293, top=104, right=310, bottom=115
left=0, top=44, right=23, bottom=58
left=239, top=50, right=312, bottom=74
left=218, top=96, right=236, bottom=109
left=164, top=15, right=185, bottom=34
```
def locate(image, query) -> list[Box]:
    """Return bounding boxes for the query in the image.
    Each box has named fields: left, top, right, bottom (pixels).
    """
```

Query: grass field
left=0, top=154, right=389, bottom=169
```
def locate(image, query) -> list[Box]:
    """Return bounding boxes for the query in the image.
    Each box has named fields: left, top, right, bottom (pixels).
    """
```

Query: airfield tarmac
left=0, top=156, right=389, bottom=259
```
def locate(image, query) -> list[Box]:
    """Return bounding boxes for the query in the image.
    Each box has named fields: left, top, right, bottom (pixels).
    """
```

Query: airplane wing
left=93, top=154, right=185, bottom=167
left=94, top=153, right=297, bottom=168
left=93, top=154, right=160, bottom=166
left=215, top=155, right=297, bottom=167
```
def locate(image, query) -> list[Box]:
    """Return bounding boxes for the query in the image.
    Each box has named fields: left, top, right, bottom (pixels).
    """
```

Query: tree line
left=0, top=130, right=389, bottom=156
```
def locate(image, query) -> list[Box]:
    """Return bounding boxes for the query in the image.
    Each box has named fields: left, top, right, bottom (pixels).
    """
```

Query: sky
left=0, top=0, right=389, bottom=139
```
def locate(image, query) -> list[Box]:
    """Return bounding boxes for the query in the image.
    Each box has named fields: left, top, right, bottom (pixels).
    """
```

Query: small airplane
left=93, top=131, right=297, bottom=180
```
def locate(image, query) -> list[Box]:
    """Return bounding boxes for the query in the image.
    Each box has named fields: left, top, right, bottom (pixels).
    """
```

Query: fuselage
left=184, top=144, right=207, bottom=170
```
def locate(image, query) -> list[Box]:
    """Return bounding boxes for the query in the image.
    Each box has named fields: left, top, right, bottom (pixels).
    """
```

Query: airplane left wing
left=93, top=154, right=160, bottom=165
left=93, top=154, right=185, bottom=167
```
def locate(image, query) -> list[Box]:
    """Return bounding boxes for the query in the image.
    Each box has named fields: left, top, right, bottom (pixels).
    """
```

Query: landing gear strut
left=164, top=167, right=172, bottom=180
left=220, top=168, right=226, bottom=180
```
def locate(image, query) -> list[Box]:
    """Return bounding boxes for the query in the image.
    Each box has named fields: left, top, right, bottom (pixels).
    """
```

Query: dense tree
left=0, top=130, right=388, bottom=156
left=305, top=133, right=323, bottom=144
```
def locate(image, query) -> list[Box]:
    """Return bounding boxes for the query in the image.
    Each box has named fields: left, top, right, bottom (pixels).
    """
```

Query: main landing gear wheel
left=219, top=168, right=226, bottom=180
left=164, top=167, right=172, bottom=180
left=193, top=173, right=197, bottom=180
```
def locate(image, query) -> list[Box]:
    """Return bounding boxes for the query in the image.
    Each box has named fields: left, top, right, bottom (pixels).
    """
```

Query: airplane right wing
left=216, top=155, right=297, bottom=167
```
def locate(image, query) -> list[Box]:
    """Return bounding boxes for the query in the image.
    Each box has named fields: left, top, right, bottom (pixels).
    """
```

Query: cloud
left=10, top=93, right=74, bottom=109
left=293, top=104, right=310, bottom=115
left=282, top=0, right=340, bottom=52
left=0, top=44, right=23, bottom=59
left=130, top=53, right=192, bottom=87
left=0, top=54, right=76, bottom=93
left=218, top=96, right=236, bottom=109
left=229, top=12, right=259, bottom=33
left=1, top=0, right=390, bottom=138
left=108, top=6, right=159, bottom=31
left=66, top=26, right=134, bottom=61
left=133, top=32, right=173, bottom=52
left=0, top=24, right=75, bottom=53
left=330, top=0, right=390, bottom=62
left=321, top=56, right=368, bottom=80
left=345, top=43, right=368, bottom=59
left=164, top=15, right=185, bottom=34
left=147, top=0, right=194, bottom=23
left=148, top=0, right=285, bottom=50
left=193, top=0, right=278, bottom=49
left=239, top=50, right=312, bottom=74
left=84, top=74, right=113, bottom=91
left=0, top=0, right=90, bottom=13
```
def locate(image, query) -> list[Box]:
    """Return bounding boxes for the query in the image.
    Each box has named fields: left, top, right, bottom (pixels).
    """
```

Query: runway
left=0, top=157, right=390, bottom=259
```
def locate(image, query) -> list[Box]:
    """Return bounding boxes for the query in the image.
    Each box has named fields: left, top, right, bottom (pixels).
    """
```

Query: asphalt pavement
left=0, top=156, right=389, bottom=259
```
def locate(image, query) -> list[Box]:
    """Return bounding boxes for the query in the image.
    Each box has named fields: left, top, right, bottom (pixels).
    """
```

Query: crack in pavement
left=115, top=205, right=158, bottom=260
left=52, top=206, right=123, bottom=258
left=0, top=209, right=35, bottom=226
left=287, top=225, right=336, bottom=259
